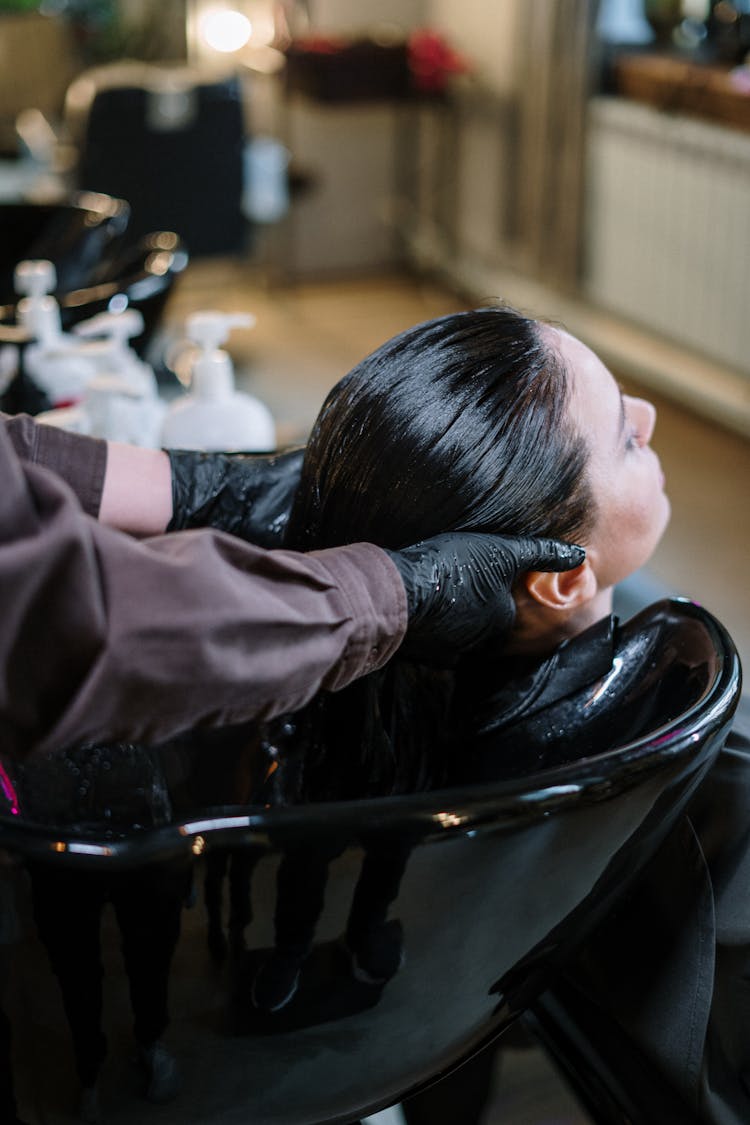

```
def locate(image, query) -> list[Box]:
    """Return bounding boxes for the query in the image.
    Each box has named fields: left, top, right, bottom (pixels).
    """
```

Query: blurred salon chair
left=0, top=598, right=740, bottom=1124
left=65, top=62, right=247, bottom=257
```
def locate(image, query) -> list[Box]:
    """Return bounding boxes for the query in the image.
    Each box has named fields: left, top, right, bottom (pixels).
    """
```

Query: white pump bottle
left=15, top=260, right=100, bottom=405
left=160, top=311, right=276, bottom=452
left=36, top=309, right=167, bottom=446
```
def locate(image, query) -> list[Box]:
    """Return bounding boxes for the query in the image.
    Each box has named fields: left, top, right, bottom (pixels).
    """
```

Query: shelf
left=614, top=52, right=750, bottom=133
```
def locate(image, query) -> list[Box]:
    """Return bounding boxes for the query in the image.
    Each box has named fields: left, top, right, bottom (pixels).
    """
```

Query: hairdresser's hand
left=386, top=533, right=585, bottom=662
left=166, top=447, right=304, bottom=548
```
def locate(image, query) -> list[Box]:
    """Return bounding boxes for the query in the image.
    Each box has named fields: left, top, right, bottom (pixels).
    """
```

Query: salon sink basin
left=0, top=197, right=188, bottom=348
left=0, top=196, right=189, bottom=335
left=0, top=193, right=130, bottom=303
left=0, top=599, right=741, bottom=1124
left=0, top=195, right=189, bottom=415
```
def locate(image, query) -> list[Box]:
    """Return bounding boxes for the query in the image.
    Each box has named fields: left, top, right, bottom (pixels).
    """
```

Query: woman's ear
left=522, top=558, right=598, bottom=611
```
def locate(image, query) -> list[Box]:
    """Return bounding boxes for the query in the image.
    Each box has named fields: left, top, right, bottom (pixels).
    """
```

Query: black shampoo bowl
left=0, top=196, right=188, bottom=349
left=0, top=193, right=129, bottom=303
left=0, top=599, right=741, bottom=1124
left=0, top=197, right=188, bottom=414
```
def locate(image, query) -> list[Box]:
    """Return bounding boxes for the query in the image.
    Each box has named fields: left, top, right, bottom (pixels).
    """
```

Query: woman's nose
left=628, top=397, right=657, bottom=445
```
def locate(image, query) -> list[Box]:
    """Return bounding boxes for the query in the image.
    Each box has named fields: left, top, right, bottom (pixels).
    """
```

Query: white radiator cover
left=585, top=97, right=750, bottom=378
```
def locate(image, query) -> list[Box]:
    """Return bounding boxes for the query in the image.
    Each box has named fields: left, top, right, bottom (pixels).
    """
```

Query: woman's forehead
left=551, top=329, right=621, bottom=443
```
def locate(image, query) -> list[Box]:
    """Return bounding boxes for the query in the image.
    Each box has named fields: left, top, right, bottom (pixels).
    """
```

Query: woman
left=273, top=304, right=748, bottom=1125
left=268, top=304, right=669, bottom=801
left=247, top=304, right=672, bottom=1017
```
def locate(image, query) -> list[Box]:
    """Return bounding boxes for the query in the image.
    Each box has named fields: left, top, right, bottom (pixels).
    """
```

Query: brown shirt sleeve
left=1, top=411, right=107, bottom=517
left=0, top=424, right=407, bottom=759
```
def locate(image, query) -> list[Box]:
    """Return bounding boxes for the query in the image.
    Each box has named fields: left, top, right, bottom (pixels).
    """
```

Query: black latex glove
left=385, top=533, right=585, bottom=662
left=166, top=447, right=304, bottom=548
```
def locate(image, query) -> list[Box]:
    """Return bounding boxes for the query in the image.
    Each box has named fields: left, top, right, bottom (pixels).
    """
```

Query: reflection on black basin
left=0, top=599, right=741, bottom=1125
left=0, top=194, right=130, bottom=304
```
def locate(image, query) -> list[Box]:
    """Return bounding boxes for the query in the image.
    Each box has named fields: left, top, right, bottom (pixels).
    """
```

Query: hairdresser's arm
left=2, top=411, right=174, bottom=535
left=3, top=413, right=303, bottom=544
left=100, top=441, right=174, bottom=534
left=1, top=413, right=585, bottom=758
left=0, top=422, right=406, bottom=760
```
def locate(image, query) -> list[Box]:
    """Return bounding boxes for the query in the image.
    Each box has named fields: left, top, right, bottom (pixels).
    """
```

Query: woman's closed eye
left=624, top=428, right=642, bottom=452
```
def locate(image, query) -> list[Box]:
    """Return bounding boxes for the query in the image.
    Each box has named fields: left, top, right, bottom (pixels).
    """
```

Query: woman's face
left=554, top=328, right=671, bottom=591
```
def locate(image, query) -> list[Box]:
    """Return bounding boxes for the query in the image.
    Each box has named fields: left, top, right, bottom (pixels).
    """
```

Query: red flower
left=407, top=29, right=472, bottom=93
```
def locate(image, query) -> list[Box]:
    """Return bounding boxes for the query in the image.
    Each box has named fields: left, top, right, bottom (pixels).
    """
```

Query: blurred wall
left=0, top=12, right=79, bottom=154
left=308, top=0, right=427, bottom=34
left=403, top=1, right=597, bottom=290
left=428, top=0, right=520, bottom=95
left=278, top=0, right=529, bottom=278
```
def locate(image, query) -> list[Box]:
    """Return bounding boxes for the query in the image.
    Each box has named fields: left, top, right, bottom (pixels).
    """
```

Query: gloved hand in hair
left=166, top=447, right=305, bottom=548
left=386, top=533, right=585, bottom=662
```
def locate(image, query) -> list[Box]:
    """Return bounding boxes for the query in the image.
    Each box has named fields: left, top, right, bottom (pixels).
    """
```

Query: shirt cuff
left=3, top=412, right=107, bottom=517
left=310, top=541, right=408, bottom=690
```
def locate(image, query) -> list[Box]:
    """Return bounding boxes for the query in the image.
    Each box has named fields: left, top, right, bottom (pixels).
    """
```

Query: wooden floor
left=161, top=261, right=750, bottom=1124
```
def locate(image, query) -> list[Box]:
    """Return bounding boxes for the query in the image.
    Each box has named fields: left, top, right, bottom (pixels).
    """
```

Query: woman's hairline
left=533, top=317, right=597, bottom=545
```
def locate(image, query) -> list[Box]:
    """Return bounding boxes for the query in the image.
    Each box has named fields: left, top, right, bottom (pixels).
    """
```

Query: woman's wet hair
left=277, top=306, right=595, bottom=800
left=286, top=306, right=595, bottom=552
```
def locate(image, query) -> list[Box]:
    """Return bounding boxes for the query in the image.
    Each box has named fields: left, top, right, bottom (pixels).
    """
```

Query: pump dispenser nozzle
left=186, top=311, right=256, bottom=351
left=184, top=311, right=256, bottom=402
left=160, top=309, right=275, bottom=451
left=74, top=308, right=145, bottom=349
left=14, top=258, right=106, bottom=405
left=15, top=259, right=56, bottom=298
left=184, top=312, right=256, bottom=401
left=15, top=259, right=62, bottom=346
